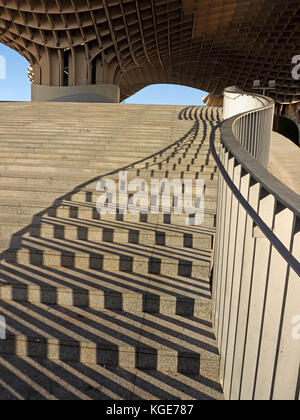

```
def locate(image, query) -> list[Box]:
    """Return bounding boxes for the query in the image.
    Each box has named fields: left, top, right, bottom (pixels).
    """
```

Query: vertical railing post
left=254, top=206, right=294, bottom=399
left=272, top=220, right=300, bottom=400
left=213, top=89, right=299, bottom=400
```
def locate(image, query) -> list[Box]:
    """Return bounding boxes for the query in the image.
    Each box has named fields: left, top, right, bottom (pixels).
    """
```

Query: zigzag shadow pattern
left=0, top=104, right=223, bottom=400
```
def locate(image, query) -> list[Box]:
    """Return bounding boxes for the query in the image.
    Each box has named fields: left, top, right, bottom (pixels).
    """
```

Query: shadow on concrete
left=0, top=106, right=223, bottom=400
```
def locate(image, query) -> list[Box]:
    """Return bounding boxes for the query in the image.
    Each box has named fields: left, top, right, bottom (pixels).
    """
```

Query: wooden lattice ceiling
left=0, top=0, right=299, bottom=103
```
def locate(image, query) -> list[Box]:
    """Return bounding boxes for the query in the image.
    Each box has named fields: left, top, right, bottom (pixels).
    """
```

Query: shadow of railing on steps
left=0, top=106, right=223, bottom=400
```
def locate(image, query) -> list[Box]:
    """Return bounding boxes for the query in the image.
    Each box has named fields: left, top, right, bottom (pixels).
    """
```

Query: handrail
left=223, top=87, right=275, bottom=167
left=212, top=90, right=299, bottom=401
left=210, top=125, right=300, bottom=277
left=223, top=86, right=272, bottom=115
left=221, top=116, right=300, bottom=218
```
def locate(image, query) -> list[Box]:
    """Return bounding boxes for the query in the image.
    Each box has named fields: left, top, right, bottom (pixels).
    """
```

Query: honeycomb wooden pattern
left=0, top=0, right=299, bottom=103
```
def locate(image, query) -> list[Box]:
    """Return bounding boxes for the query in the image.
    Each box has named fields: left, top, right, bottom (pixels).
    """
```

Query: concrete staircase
left=0, top=102, right=223, bottom=400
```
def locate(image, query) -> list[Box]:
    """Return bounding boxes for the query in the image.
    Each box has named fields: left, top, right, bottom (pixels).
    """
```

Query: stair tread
left=0, top=260, right=212, bottom=305
left=0, top=197, right=217, bottom=215
left=0, top=181, right=217, bottom=196
left=0, top=300, right=219, bottom=369
left=0, top=103, right=223, bottom=398
left=0, top=213, right=216, bottom=234
left=0, top=354, right=224, bottom=400
left=2, top=235, right=212, bottom=263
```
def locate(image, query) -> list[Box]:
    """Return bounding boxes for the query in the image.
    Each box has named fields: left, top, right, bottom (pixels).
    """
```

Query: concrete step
left=0, top=354, right=223, bottom=400
left=0, top=258, right=212, bottom=319
left=75, top=186, right=217, bottom=206
left=0, top=211, right=215, bottom=250
left=0, top=180, right=217, bottom=209
left=0, top=163, right=217, bottom=177
left=0, top=197, right=55, bottom=217
left=0, top=155, right=218, bottom=168
left=0, top=158, right=148, bottom=169
left=0, top=148, right=164, bottom=158
left=0, top=163, right=120, bottom=175
left=0, top=127, right=189, bottom=134
left=0, top=103, right=223, bottom=399
left=0, top=300, right=220, bottom=376
left=2, top=215, right=214, bottom=249
left=113, top=175, right=218, bottom=190
left=133, top=154, right=218, bottom=165
left=2, top=234, right=212, bottom=280
left=58, top=203, right=217, bottom=228
left=0, top=139, right=177, bottom=148
left=0, top=129, right=191, bottom=134
left=0, top=138, right=170, bottom=147
left=0, top=171, right=218, bottom=189
left=0, top=131, right=183, bottom=139
left=129, top=169, right=218, bottom=181
left=137, top=162, right=218, bottom=173
left=132, top=162, right=218, bottom=173
left=0, top=197, right=217, bottom=228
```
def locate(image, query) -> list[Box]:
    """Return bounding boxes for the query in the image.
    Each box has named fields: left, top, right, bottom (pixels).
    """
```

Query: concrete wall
left=31, top=84, right=120, bottom=103
left=269, top=131, right=300, bottom=194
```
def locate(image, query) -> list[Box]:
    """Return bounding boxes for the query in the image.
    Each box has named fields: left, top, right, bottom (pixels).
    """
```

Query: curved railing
left=212, top=89, right=300, bottom=400
left=223, top=86, right=275, bottom=167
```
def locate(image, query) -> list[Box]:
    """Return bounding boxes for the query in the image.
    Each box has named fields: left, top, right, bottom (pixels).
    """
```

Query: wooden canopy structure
left=0, top=0, right=299, bottom=102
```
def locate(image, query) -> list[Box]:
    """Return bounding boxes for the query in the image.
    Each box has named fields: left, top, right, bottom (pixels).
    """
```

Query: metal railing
left=211, top=90, right=300, bottom=400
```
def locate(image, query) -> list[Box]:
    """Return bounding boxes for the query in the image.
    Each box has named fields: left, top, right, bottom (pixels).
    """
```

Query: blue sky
left=0, top=43, right=207, bottom=104
left=0, top=43, right=31, bottom=101
left=124, top=84, right=207, bottom=106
